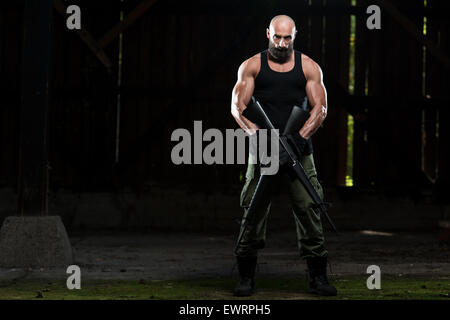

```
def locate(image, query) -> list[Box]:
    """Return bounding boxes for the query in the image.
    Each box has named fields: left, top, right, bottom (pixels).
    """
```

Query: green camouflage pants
left=236, top=153, right=328, bottom=259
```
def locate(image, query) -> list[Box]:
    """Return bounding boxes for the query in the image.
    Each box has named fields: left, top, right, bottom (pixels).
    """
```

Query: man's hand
left=287, top=132, right=308, bottom=155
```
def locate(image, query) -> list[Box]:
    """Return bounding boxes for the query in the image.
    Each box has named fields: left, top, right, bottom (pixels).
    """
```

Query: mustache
left=269, top=41, right=293, bottom=51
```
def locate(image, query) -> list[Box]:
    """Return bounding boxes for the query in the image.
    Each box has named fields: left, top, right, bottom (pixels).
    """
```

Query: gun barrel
left=253, top=100, right=276, bottom=131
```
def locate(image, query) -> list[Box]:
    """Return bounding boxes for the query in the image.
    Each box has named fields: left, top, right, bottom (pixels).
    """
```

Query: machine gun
left=235, top=97, right=338, bottom=255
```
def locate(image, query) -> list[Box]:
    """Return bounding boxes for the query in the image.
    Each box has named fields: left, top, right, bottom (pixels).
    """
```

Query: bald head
left=266, top=15, right=297, bottom=62
left=269, top=15, right=296, bottom=32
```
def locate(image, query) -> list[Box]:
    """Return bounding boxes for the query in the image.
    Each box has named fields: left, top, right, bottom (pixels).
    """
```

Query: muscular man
left=230, top=15, right=337, bottom=296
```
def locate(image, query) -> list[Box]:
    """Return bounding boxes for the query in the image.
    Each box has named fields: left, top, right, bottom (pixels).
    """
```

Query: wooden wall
left=0, top=3, right=22, bottom=189
left=1, top=0, right=449, bottom=198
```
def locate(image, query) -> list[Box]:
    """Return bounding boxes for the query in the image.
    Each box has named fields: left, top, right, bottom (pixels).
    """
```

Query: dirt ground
left=0, top=229, right=449, bottom=282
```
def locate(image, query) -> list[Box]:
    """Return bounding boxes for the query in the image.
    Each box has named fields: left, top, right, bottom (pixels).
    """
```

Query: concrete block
left=0, top=216, right=73, bottom=267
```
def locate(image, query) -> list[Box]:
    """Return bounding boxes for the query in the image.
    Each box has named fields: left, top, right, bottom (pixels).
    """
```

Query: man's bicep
left=233, top=67, right=255, bottom=111
left=240, top=76, right=255, bottom=106
left=306, top=79, right=327, bottom=107
left=305, top=62, right=327, bottom=108
left=231, top=66, right=258, bottom=134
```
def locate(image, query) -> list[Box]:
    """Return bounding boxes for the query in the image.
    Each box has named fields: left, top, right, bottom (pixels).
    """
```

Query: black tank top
left=253, top=49, right=313, bottom=154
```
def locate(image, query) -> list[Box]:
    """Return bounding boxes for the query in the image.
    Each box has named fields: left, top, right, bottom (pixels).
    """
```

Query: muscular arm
left=231, top=58, right=259, bottom=135
left=299, top=56, right=328, bottom=139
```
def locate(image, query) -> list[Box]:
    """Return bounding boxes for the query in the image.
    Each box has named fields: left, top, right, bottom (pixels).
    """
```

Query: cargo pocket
left=240, top=164, right=258, bottom=208
left=310, top=176, right=324, bottom=201
left=245, top=163, right=256, bottom=180
left=302, top=154, right=324, bottom=201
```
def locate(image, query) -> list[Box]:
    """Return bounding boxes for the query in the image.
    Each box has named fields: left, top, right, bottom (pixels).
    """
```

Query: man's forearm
left=299, top=104, right=327, bottom=139
left=231, top=103, right=259, bottom=135
left=232, top=112, right=259, bottom=135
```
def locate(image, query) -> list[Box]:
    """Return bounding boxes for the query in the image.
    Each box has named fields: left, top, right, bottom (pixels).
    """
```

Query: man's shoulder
left=300, top=53, right=319, bottom=68
left=238, top=52, right=261, bottom=77
left=300, top=53, right=322, bottom=79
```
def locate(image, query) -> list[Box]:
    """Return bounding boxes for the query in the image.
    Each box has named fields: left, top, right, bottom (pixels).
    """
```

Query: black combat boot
left=306, top=256, right=337, bottom=296
left=233, top=256, right=257, bottom=296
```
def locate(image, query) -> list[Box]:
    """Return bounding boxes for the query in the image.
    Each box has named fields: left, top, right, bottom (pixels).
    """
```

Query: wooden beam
left=98, top=0, right=160, bottom=49
left=53, top=0, right=113, bottom=73
left=376, top=0, right=450, bottom=70
left=18, top=0, right=53, bottom=216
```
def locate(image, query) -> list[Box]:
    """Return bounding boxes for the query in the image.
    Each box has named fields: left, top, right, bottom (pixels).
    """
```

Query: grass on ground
left=0, top=275, right=449, bottom=300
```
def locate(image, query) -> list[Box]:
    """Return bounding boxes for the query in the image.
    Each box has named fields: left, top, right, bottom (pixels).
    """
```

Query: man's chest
left=266, top=59, right=295, bottom=72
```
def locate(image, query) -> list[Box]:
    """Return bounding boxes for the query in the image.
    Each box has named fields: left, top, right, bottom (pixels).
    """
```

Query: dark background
left=0, top=0, right=449, bottom=234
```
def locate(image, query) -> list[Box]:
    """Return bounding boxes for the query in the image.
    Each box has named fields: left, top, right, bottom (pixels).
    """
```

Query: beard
left=268, top=41, right=294, bottom=63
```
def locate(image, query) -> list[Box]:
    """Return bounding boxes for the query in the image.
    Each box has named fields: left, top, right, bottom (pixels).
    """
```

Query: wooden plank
left=376, top=0, right=450, bottom=70
left=353, top=0, right=371, bottom=187
left=336, top=0, right=351, bottom=187
left=98, top=0, right=160, bottom=49
left=317, top=0, right=350, bottom=186
left=18, top=0, right=53, bottom=215
left=432, top=0, right=450, bottom=187
left=50, top=1, right=121, bottom=190
left=0, top=7, right=21, bottom=187
left=53, top=0, right=113, bottom=73
left=309, top=1, right=325, bottom=63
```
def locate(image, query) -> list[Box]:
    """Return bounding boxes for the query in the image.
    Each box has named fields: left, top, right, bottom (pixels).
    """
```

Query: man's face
left=266, top=23, right=296, bottom=62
